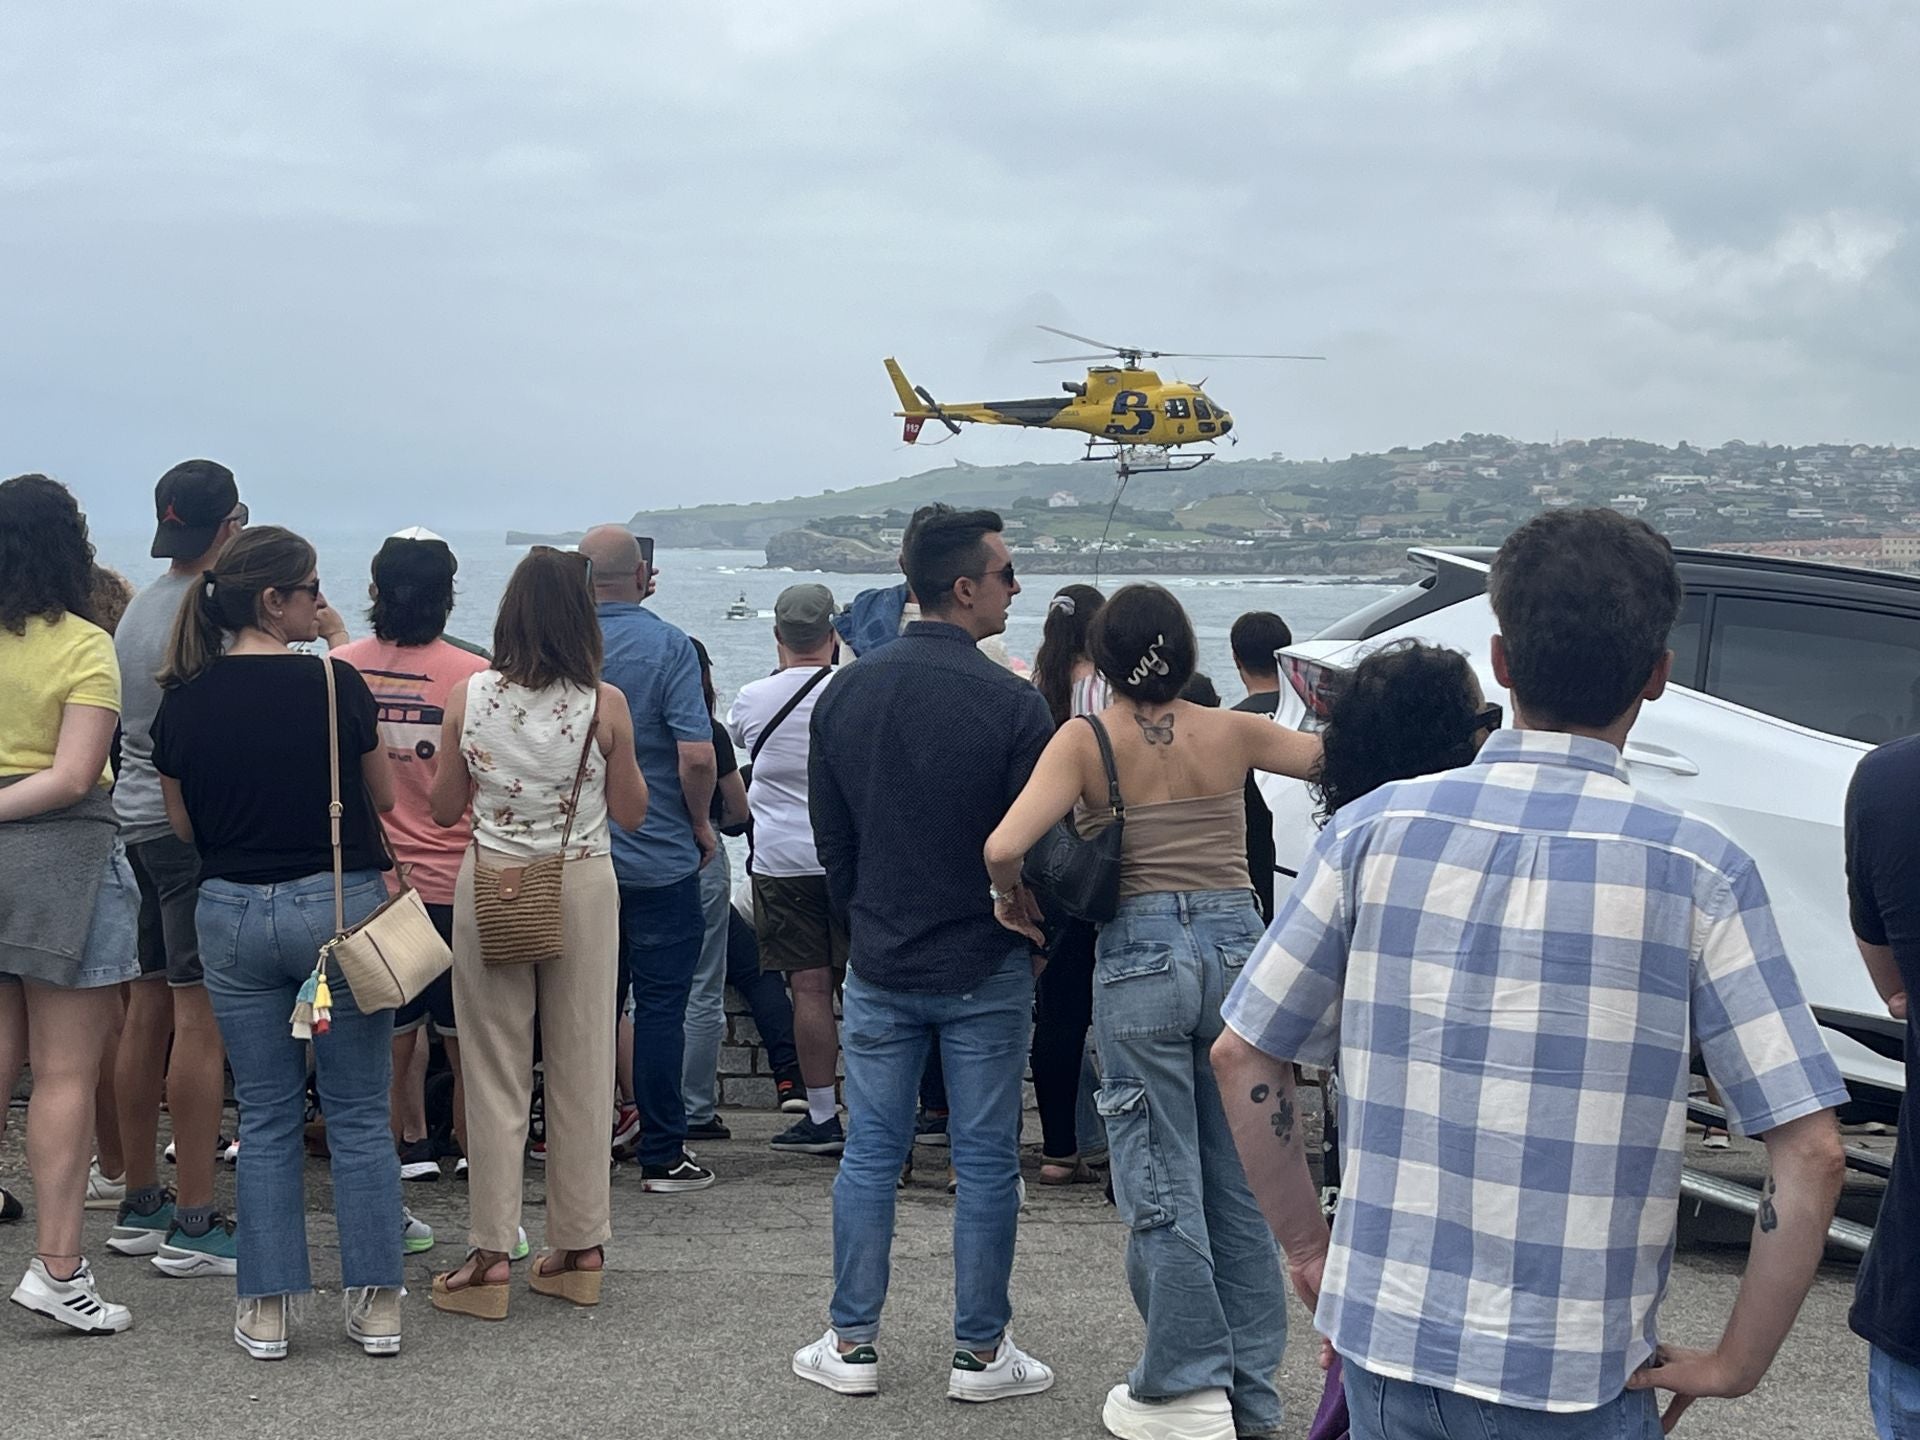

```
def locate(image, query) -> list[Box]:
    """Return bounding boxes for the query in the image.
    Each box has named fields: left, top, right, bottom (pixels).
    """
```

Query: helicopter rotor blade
left=1036, top=324, right=1131, bottom=352
left=1142, top=351, right=1326, bottom=361
left=1031, top=353, right=1120, bottom=365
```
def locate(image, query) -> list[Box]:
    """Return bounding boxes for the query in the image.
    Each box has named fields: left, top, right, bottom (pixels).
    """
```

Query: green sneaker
left=153, top=1214, right=239, bottom=1277
left=107, top=1188, right=176, bottom=1257
left=402, top=1207, right=434, bottom=1254
left=509, top=1226, right=530, bottom=1262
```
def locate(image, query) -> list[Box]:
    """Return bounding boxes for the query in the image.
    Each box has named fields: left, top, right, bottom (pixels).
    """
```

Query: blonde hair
left=159, top=526, right=315, bottom=687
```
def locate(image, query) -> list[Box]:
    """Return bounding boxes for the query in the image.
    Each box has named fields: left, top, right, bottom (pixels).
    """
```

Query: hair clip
left=1048, top=593, right=1076, bottom=616
left=1129, top=634, right=1171, bottom=686
left=202, top=569, right=218, bottom=598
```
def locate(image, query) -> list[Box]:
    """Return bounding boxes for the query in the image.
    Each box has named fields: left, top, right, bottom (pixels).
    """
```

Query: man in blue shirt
left=1215, top=508, right=1849, bottom=1438
left=792, top=509, right=1058, bottom=1405
left=579, top=526, right=718, bottom=1193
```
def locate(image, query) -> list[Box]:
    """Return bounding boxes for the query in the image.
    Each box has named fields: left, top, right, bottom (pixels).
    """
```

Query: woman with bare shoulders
left=986, top=582, right=1320, bottom=1440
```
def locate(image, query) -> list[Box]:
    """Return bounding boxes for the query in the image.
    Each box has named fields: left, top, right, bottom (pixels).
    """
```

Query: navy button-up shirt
left=809, top=620, right=1054, bottom=993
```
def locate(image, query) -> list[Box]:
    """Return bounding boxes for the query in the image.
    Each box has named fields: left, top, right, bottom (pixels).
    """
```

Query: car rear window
left=1703, top=596, right=1920, bottom=743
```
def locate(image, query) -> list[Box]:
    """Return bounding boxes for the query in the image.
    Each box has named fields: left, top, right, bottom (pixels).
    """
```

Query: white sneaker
left=345, top=1286, right=402, bottom=1356
left=792, top=1327, right=881, bottom=1395
left=10, top=1258, right=132, bottom=1335
left=85, top=1160, right=126, bottom=1211
left=1102, top=1383, right=1234, bottom=1440
left=234, top=1295, right=288, bottom=1360
left=947, top=1333, right=1055, bottom=1402
left=402, top=1208, right=435, bottom=1254
left=222, top=1138, right=241, bottom=1164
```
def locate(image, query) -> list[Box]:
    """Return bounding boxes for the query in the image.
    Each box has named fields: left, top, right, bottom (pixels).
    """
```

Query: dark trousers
left=726, top=905, right=799, bottom=1077
left=618, top=873, right=705, bottom=1168
left=1031, top=917, right=1097, bottom=1158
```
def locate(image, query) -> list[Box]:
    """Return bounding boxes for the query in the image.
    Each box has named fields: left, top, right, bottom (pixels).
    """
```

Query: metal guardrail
left=1685, top=1098, right=1893, bottom=1181
left=1679, top=1168, right=1876, bottom=1256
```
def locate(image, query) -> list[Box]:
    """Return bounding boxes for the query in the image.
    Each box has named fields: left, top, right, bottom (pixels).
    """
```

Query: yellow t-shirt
left=0, top=613, right=121, bottom=787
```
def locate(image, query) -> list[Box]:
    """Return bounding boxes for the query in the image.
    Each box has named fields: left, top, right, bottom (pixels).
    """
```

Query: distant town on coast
left=507, top=433, right=1920, bottom=578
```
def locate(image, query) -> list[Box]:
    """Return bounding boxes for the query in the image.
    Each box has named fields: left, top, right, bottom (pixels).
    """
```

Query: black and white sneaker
left=639, top=1153, right=715, bottom=1193
left=10, top=1258, right=131, bottom=1335
left=771, top=1114, right=846, bottom=1156
left=793, top=1327, right=880, bottom=1395
left=685, top=1117, right=732, bottom=1142
left=398, top=1138, right=440, bottom=1182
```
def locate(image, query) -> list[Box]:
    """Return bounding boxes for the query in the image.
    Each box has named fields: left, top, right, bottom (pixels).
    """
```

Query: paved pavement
left=0, top=1104, right=1886, bottom=1439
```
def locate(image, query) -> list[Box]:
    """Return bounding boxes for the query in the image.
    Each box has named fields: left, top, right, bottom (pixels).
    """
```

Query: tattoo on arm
left=1249, top=1084, right=1270, bottom=1103
left=1269, top=1094, right=1295, bottom=1145
left=1758, top=1176, right=1778, bottom=1233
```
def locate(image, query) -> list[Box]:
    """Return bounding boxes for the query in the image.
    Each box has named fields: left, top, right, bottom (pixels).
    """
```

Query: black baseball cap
left=151, top=459, right=242, bottom=559
left=372, top=525, right=458, bottom=596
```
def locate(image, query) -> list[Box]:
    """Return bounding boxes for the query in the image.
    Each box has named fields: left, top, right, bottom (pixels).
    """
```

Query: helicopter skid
left=1080, top=442, right=1214, bottom=476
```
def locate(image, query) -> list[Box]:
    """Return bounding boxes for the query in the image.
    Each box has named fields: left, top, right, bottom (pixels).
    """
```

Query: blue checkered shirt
left=1222, top=730, right=1848, bottom=1413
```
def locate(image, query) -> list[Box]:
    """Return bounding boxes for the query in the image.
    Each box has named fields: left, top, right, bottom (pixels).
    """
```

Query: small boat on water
left=725, top=593, right=756, bottom=621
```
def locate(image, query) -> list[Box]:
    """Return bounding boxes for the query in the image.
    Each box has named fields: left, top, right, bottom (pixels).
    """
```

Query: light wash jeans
left=682, top=844, right=733, bottom=1126
left=1873, top=1345, right=1920, bottom=1440
left=197, top=868, right=401, bottom=1299
left=830, top=949, right=1032, bottom=1351
left=1095, top=889, right=1287, bottom=1436
left=1344, top=1361, right=1660, bottom=1438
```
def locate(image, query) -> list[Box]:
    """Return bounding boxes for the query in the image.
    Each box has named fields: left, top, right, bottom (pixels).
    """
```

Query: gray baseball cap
left=774, top=583, right=837, bottom=645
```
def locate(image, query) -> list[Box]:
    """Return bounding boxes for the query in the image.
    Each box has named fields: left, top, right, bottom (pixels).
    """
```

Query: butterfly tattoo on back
left=1135, top=713, right=1175, bottom=746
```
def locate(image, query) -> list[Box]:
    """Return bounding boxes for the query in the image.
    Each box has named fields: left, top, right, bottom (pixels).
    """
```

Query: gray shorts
left=128, top=832, right=204, bottom=987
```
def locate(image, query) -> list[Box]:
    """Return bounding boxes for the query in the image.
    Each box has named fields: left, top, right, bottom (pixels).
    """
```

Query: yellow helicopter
left=886, top=325, right=1324, bottom=476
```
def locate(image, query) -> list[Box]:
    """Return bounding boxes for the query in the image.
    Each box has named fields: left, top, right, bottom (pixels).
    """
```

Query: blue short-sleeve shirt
left=597, top=602, right=712, bottom=887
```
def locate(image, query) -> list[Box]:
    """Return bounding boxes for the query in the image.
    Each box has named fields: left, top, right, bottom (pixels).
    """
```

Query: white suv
left=1258, top=546, right=1918, bottom=1102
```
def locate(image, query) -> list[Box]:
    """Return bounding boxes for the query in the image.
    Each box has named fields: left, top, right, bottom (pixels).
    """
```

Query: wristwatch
left=989, top=882, right=1020, bottom=904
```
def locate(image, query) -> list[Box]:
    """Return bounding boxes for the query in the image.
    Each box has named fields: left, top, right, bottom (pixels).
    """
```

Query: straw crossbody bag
left=469, top=700, right=599, bottom=967
left=290, top=656, right=453, bottom=1038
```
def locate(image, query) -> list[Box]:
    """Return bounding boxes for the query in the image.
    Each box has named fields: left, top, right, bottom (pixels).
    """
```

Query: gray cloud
left=1, top=1, right=1914, bottom=530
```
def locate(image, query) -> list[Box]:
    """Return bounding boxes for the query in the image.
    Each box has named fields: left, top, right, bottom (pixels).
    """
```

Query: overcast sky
left=3, top=2, right=1915, bottom=530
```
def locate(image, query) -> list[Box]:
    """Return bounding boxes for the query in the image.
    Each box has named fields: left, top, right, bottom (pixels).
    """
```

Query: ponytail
left=157, top=525, right=318, bottom=688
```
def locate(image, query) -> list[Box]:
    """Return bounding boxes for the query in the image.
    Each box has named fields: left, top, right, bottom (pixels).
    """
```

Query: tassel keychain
left=290, top=969, right=318, bottom=1040
left=312, top=972, right=333, bottom=1035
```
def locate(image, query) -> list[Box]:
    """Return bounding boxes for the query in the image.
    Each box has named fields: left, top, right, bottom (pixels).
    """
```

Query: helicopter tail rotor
left=885, top=357, right=962, bottom=443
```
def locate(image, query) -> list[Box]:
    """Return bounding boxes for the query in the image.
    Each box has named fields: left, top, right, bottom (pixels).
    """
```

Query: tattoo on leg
left=1269, top=1095, right=1294, bottom=1145
left=1758, top=1176, right=1778, bottom=1233
left=1249, top=1083, right=1270, bottom=1104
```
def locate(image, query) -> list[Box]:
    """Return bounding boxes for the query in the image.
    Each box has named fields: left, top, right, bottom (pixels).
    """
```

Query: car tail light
left=1281, top=654, right=1342, bottom=723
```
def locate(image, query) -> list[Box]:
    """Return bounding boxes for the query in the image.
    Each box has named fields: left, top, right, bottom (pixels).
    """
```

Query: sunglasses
left=973, top=562, right=1016, bottom=587
left=1474, top=703, right=1504, bottom=734
left=532, top=545, right=595, bottom=586
left=282, top=580, right=321, bottom=600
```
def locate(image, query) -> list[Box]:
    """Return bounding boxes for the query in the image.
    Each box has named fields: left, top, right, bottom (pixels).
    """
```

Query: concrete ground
left=0, top=1103, right=1887, bottom=1440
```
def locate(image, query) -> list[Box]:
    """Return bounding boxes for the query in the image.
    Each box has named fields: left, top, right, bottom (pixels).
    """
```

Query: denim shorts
left=69, top=843, right=143, bottom=989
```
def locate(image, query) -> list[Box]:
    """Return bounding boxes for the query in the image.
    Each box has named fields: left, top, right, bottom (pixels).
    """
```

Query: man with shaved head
left=580, top=524, right=719, bottom=1193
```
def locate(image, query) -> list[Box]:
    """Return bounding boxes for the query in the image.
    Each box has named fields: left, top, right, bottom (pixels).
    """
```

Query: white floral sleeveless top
left=460, top=672, right=610, bottom=860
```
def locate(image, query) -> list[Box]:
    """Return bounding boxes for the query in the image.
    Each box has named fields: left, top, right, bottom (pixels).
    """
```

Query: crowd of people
left=0, top=466, right=1913, bottom=1439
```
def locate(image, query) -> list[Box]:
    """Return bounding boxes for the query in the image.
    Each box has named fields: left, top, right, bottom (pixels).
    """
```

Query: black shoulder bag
left=1021, top=713, right=1125, bottom=923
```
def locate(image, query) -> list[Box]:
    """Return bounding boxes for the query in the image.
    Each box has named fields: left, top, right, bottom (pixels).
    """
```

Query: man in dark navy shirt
left=1844, top=736, right=1920, bottom=1438
left=794, top=509, right=1058, bottom=1404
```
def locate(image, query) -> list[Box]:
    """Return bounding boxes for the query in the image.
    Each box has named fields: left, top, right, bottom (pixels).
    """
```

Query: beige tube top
left=1079, top=788, right=1251, bottom=898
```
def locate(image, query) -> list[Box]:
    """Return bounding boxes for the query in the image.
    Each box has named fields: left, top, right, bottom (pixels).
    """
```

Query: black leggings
left=1030, top=917, right=1097, bottom=1158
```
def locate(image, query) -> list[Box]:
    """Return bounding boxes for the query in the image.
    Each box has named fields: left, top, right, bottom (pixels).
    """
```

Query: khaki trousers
left=452, top=847, right=618, bottom=1254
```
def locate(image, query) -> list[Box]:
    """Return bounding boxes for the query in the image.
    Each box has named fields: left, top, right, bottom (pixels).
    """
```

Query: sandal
left=528, top=1247, right=604, bottom=1307
left=1038, top=1156, right=1097, bottom=1186
left=430, top=1249, right=511, bottom=1320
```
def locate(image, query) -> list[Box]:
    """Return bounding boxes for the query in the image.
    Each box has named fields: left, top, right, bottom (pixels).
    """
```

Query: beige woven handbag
left=470, top=701, right=599, bottom=967
left=295, top=656, right=453, bottom=1034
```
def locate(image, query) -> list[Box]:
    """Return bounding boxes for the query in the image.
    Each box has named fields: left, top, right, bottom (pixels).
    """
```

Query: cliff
left=762, top=528, right=898, bottom=573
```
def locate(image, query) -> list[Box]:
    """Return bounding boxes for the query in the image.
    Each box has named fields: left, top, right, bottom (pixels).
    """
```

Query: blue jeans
left=1344, top=1362, right=1660, bottom=1438
left=726, top=905, right=797, bottom=1076
left=1873, top=1346, right=1920, bottom=1439
left=618, top=872, right=704, bottom=1167
left=830, top=950, right=1033, bottom=1351
left=197, top=868, right=400, bottom=1299
left=1095, top=889, right=1287, bottom=1435
left=681, top=847, right=733, bottom=1126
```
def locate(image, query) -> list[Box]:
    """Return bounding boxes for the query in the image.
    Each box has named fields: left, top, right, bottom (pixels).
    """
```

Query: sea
left=89, top=532, right=1400, bottom=714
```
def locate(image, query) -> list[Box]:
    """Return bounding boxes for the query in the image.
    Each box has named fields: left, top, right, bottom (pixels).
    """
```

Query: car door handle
left=1623, top=742, right=1700, bottom=777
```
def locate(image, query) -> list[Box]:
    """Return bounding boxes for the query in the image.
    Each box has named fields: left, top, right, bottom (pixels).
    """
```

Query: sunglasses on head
left=532, top=545, right=595, bottom=585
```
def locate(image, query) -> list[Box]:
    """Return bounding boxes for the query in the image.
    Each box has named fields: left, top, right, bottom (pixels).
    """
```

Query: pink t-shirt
left=331, top=636, right=491, bottom=904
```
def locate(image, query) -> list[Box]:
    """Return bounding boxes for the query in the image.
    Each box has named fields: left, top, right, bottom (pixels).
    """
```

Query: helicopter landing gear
left=1081, top=441, right=1216, bottom=478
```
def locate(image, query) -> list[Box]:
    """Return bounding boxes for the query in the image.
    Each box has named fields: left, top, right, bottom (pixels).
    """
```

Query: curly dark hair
left=0, top=474, right=96, bottom=635
left=1312, top=641, right=1485, bottom=823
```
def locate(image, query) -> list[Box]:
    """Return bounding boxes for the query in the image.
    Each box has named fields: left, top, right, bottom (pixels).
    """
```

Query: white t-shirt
left=727, top=665, right=835, bottom=878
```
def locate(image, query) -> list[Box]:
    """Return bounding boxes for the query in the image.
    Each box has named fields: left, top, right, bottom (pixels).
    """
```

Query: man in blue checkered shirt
left=1214, top=509, right=1850, bottom=1437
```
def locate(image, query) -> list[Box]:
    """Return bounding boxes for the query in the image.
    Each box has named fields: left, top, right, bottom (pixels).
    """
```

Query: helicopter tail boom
left=885, top=358, right=964, bottom=441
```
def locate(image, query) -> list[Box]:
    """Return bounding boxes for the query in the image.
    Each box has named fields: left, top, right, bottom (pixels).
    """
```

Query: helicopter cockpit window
left=1163, top=398, right=1191, bottom=420
left=1193, top=398, right=1214, bottom=420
